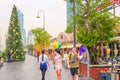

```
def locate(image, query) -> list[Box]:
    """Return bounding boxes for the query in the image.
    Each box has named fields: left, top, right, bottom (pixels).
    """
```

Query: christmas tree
left=6, top=5, right=25, bottom=61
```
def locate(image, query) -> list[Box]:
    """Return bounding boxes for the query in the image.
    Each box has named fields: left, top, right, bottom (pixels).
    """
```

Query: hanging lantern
left=114, top=49, right=118, bottom=56
left=107, top=48, right=111, bottom=55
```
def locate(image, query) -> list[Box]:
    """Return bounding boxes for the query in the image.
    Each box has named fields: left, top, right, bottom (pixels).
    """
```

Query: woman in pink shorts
left=53, top=49, right=62, bottom=80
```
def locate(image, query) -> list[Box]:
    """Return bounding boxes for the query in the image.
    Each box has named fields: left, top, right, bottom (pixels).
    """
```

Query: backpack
left=40, top=62, right=47, bottom=70
left=40, top=55, right=48, bottom=70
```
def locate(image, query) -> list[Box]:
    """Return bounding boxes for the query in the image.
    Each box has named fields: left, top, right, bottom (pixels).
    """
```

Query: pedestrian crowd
left=38, top=48, right=82, bottom=80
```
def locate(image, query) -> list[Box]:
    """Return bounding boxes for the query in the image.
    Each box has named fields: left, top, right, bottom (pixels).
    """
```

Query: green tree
left=66, top=0, right=120, bottom=64
left=31, top=28, right=51, bottom=52
left=27, top=44, right=33, bottom=54
left=65, top=25, right=74, bottom=33
left=6, top=5, right=25, bottom=61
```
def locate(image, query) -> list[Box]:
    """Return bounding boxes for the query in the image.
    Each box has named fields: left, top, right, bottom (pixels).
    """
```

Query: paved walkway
left=0, top=54, right=72, bottom=80
left=0, top=54, right=93, bottom=80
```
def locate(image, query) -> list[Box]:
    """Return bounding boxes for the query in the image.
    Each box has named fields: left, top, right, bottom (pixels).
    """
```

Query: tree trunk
left=101, top=42, right=103, bottom=58
left=87, top=46, right=97, bottom=64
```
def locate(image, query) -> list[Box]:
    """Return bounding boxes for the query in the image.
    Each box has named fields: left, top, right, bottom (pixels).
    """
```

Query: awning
left=111, top=36, right=120, bottom=41
left=61, top=44, right=82, bottom=48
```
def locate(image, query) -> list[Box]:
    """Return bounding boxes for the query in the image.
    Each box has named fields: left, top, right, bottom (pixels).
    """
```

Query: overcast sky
left=0, top=1, right=120, bottom=51
left=0, top=0, right=67, bottom=50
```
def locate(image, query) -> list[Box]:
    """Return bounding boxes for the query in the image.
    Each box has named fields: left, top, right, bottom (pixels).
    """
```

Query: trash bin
left=105, top=72, right=111, bottom=80
left=100, top=72, right=111, bottom=80
left=100, top=74, right=106, bottom=80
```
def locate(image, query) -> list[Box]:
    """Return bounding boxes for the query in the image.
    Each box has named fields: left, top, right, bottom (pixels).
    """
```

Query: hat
left=55, top=49, right=60, bottom=54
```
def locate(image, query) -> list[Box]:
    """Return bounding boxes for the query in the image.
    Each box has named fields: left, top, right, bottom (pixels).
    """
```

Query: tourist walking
left=63, top=48, right=70, bottom=69
left=7, top=51, right=11, bottom=62
left=67, top=48, right=80, bottom=80
left=0, top=57, right=3, bottom=67
left=53, top=49, right=62, bottom=80
left=37, top=51, right=40, bottom=61
left=39, top=49, right=49, bottom=80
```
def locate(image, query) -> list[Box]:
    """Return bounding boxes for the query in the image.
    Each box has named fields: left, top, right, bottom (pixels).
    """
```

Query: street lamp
left=36, top=10, right=45, bottom=31
left=36, top=10, right=46, bottom=48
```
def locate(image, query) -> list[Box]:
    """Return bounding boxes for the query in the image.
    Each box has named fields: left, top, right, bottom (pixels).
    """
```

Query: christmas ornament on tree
left=13, top=29, right=16, bottom=32
left=12, top=37, right=14, bottom=40
left=12, top=14, right=15, bottom=17
left=16, top=40, right=18, bottom=43
left=16, top=55, right=18, bottom=59
left=10, top=50, right=13, bottom=53
left=10, top=21, right=13, bottom=24
left=16, top=32, right=19, bottom=35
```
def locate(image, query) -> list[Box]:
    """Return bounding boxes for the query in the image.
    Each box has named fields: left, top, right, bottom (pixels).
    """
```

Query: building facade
left=17, top=9, right=26, bottom=47
left=27, top=30, right=34, bottom=45
left=50, top=32, right=80, bottom=50
left=67, top=2, right=73, bottom=27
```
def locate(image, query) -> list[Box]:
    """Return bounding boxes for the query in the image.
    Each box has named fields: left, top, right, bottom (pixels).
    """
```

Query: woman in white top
left=39, top=49, right=49, bottom=80
left=53, top=49, right=62, bottom=80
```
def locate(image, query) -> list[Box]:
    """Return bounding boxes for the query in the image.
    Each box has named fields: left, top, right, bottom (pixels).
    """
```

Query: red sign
left=96, top=1, right=112, bottom=11
left=110, top=0, right=120, bottom=4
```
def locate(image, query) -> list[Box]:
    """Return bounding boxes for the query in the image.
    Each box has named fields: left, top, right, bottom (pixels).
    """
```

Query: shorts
left=70, top=67, right=79, bottom=76
left=54, top=65, right=62, bottom=70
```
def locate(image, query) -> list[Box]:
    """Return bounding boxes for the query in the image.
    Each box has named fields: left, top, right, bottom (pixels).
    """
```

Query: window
left=118, top=33, right=120, bottom=36
left=61, top=35, right=63, bottom=39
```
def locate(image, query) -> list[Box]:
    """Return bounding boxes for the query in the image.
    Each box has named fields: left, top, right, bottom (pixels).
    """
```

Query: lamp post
left=118, top=42, right=120, bottom=56
left=70, top=0, right=76, bottom=48
left=36, top=10, right=45, bottom=48
left=111, top=3, right=116, bottom=72
left=36, top=10, right=45, bottom=31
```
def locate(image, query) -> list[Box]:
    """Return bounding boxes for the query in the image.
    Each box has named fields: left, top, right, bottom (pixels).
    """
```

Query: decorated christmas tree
left=6, top=5, right=25, bottom=61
